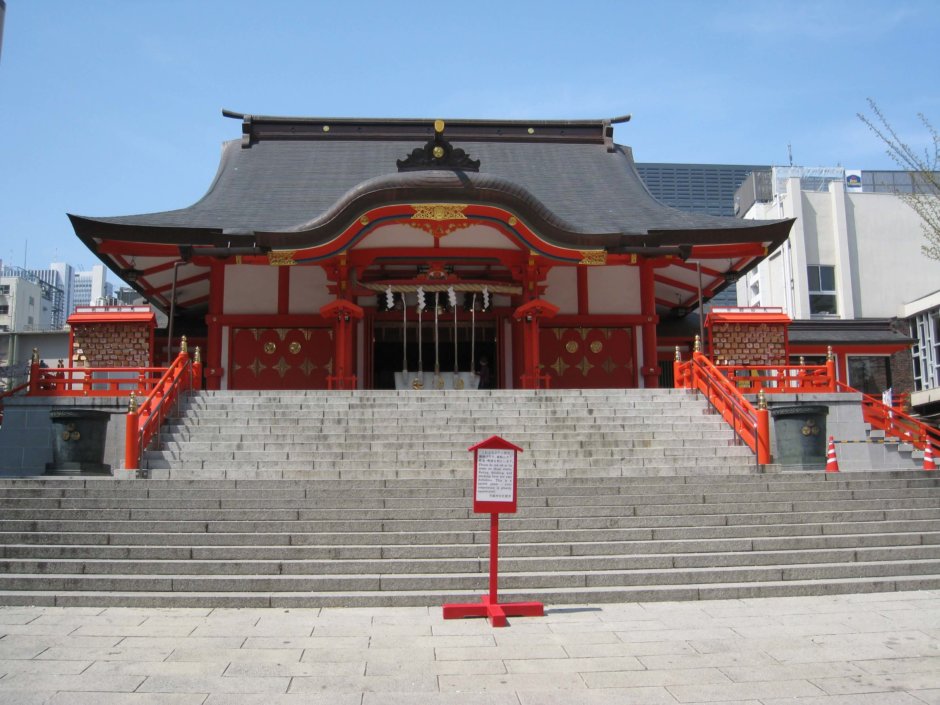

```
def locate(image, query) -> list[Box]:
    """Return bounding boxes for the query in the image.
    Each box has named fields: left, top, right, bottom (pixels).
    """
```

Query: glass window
left=807, top=265, right=837, bottom=316
left=848, top=356, right=892, bottom=395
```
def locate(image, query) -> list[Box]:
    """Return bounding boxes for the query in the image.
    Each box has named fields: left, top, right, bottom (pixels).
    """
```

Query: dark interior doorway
left=373, top=322, right=497, bottom=389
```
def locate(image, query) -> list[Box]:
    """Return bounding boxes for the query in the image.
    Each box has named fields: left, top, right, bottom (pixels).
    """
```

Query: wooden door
left=230, top=327, right=333, bottom=390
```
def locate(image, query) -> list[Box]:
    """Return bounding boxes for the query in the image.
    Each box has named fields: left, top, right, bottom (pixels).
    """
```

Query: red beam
left=689, top=243, right=766, bottom=259
left=654, top=273, right=699, bottom=294
left=671, top=260, right=723, bottom=278
left=97, top=241, right=180, bottom=257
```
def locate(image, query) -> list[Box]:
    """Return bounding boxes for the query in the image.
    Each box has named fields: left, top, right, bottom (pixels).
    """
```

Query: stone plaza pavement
left=0, top=591, right=939, bottom=705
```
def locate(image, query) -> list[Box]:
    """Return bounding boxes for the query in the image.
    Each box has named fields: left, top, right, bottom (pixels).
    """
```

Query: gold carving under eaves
left=288, top=342, right=302, bottom=355
left=409, top=204, right=472, bottom=240
left=412, top=204, right=468, bottom=221
left=263, top=342, right=276, bottom=355
left=267, top=250, right=297, bottom=266
left=579, top=250, right=607, bottom=266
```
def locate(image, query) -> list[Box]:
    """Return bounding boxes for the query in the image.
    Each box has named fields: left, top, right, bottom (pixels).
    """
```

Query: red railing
left=124, top=348, right=202, bottom=471
left=714, top=361, right=836, bottom=393
left=835, top=380, right=940, bottom=456
left=675, top=352, right=771, bottom=465
left=28, top=365, right=168, bottom=397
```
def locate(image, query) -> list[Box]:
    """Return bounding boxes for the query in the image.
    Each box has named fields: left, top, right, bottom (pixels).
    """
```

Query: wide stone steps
left=144, top=389, right=752, bottom=479
left=1, top=472, right=939, bottom=607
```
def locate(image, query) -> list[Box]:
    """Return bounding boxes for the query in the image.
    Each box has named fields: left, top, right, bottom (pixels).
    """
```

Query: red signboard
left=444, top=435, right=542, bottom=627
left=470, top=436, right=522, bottom=514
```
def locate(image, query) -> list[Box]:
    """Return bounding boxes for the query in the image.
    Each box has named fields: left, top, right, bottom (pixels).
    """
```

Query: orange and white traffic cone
left=924, top=444, right=936, bottom=472
left=826, top=437, right=840, bottom=473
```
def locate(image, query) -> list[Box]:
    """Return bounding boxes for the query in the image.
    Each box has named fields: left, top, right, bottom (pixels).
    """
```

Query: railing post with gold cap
left=673, top=347, right=683, bottom=388
left=193, top=346, right=203, bottom=391
left=124, top=392, right=140, bottom=471
left=756, top=389, right=771, bottom=466
left=690, top=335, right=702, bottom=391
left=826, top=346, right=836, bottom=392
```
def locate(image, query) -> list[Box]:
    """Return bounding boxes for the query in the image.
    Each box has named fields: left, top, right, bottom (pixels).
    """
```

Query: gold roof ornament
left=194, top=346, right=202, bottom=364
left=693, top=335, right=701, bottom=353
left=180, top=336, right=188, bottom=354
left=579, top=250, right=607, bottom=266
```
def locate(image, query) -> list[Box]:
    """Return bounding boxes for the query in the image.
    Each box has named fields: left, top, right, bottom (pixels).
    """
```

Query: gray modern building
left=635, top=163, right=769, bottom=217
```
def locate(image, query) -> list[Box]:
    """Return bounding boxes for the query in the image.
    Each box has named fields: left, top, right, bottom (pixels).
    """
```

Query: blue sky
left=1, top=0, right=938, bottom=275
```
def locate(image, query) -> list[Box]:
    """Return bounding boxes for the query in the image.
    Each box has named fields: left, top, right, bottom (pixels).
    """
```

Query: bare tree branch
left=858, top=99, right=940, bottom=260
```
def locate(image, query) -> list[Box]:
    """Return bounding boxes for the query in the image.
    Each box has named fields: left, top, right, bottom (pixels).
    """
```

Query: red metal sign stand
left=442, top=436, right=544, bottom=627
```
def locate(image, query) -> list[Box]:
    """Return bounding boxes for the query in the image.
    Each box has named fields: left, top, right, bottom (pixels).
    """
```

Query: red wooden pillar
left=639, top=259, right=659, bottom=388
left=512, top=299, right=559, bottom=389
left=320, top=299, right=364, bottom=390
left=204, top=262, right=225, bottom=390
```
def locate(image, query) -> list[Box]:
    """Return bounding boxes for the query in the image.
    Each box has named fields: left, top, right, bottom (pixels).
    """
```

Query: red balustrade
left=674, top=352, right=770, bottom=465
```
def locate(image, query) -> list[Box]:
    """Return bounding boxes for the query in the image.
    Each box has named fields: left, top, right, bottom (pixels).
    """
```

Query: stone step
left=6, top=573, right=940, bottom=608
left=3, top=559, right=940, bottom=595
left=3, top=530, right=937, bottom=559
left=5, top=544, right=940, bottom=577
left=4, top=486, right=937, bottom=509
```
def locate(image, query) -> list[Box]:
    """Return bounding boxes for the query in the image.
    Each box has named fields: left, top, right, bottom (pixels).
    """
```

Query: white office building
left=737, top=166, right=940, bottom=417
left=72, top=264, right=113, bottom=308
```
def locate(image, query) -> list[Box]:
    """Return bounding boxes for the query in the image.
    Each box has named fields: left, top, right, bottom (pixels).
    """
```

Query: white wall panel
left=289, top=266, right=331, bottom=314
left=223, top=266, right=277, bottom=314
left=588, top=266, right=640, bottom=314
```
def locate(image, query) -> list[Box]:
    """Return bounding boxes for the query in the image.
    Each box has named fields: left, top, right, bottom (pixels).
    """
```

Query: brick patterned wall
left=711, top=323, right=788, bottom=366
left=71, top=323, right=152, bottom=368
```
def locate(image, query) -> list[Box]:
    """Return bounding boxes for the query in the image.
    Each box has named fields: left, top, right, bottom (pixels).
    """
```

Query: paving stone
left=0, top=673, right=146, bottom=692
left=516, top=688, right=685, bottom=705
left=288, top=673, right=439, bottom=693
left=581, top=667, right=733, bottom=688
left=0, top=658, right=91, bottom=675
left=48, top=694, right=207, bottom=705
left=665, top=679, right=826, bottom=702
left=439, top=672, right=586, bottom=692
left=136, top=675, right=290, bottom=694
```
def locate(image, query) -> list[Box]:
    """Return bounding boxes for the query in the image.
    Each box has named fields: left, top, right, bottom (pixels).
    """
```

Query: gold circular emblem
left=566, top=341, right=579, bottom=354
left=70, top=431, right=81, bottom=441
left=359, top=215, right=369, bottom=226
left=432, top=145, right=445, bottom=159
left=527, top=127, right=535, bottom=135
left=590, top=341, right=603, bottom=354
left=508, top=216, right=518, bottom=226
left=412, top=378, right=424, bottom=389
left=434, top=119, right=445, bottom=132
left=288, top=342, right=301, bottom=355
left=454, top=377, right=465, bottom=389
left=322, top=125, right=330, bottom=132
left=263, top=342, right=276, bottom=355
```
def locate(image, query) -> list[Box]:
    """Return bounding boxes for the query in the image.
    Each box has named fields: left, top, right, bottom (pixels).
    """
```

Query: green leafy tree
left=858, top=99, right=940, bottom=260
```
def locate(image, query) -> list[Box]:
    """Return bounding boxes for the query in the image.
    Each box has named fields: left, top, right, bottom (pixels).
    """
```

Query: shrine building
left=68, top=112, right=793, bottom=391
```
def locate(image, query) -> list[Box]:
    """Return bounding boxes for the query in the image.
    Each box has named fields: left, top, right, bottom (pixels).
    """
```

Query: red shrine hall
left=69, top=113, right=793, bottom=391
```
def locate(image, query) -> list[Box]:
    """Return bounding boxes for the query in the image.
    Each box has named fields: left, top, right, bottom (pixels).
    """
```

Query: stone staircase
left=142, top=389, right=757, bottom=479
left=1, top=389, right=937, bottom=608
left=0, top=472, right=938, bottom=607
